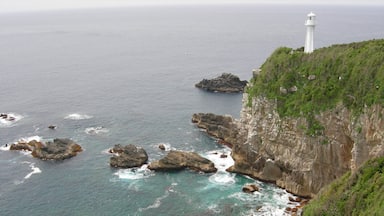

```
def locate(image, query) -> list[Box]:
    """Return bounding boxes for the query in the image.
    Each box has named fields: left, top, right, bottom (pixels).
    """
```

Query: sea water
left=1, top=4, right=383, bottom=216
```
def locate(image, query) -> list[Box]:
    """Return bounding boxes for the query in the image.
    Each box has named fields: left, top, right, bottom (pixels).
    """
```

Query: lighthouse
left=304, top=12, right=316, bottom=53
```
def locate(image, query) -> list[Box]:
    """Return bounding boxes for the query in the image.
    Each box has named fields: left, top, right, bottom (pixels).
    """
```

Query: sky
left=0, top=0, right=383, bottom=13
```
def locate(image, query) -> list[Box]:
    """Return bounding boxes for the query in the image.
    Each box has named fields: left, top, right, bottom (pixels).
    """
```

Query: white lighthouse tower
left=304, top=12, right=316, bottom=53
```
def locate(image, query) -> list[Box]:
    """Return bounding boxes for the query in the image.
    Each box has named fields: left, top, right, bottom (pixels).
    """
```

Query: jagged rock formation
left=10, top=138, right=82, bottom=160
left=195, top=73, right=248, bottom=93
left=109, top=144, right=148, bottom=168
left=192, top=113, right=239, bottom=147
left=148, top=150, right=217, bottom=173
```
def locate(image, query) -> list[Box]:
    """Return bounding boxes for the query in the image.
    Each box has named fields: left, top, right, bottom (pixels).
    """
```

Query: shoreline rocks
left=148, top=150, right=217, bottom=173
left=192, top=113, right=239, bottom=148
left=195, top=73, right=247, bottom=93
left=242, top=184, right=259, bottom=193
left=10, top=138, right=82, bottom=160
left=109, top=144, right=148, bottom=168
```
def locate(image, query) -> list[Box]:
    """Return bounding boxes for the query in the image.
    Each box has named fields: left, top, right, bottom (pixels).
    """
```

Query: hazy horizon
left=1, top=0, right=384, bottom=13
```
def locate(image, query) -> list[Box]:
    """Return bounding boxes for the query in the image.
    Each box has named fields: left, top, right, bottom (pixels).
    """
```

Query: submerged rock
left=10, top=138, right=82, bottom=160
left=195, top=73, right=247, bottom=93
left=148, top=150, right=217, bottom=173
left=109, top=144, right=148, bottom=168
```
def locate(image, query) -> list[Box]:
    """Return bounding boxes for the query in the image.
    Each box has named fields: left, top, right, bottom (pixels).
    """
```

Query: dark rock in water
left=195, top=73, right=247, bottom=93
left=148, top=150, right=217, bottom=173
left=10, top=138, right=82, bottom=160
left=48, top=125, right=57, bottom=130
left=192, top=113, right=239, bottom=148
left=109, top=144, right=148, bottom=168
left=31, top=138, right=82, bottom=160
left=158, top=144, right=166, bottom=151
left=1, top=113, right=15, bottom=121
left=242, top=184, right=259, bottom=193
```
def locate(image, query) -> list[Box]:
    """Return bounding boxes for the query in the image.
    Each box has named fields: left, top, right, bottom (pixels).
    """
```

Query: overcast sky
left=1, top=0, right=383, bottom=13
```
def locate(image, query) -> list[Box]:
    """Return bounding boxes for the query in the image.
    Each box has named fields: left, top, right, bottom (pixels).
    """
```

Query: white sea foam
left=204, top=148, right=236, bottom=186
left=138, top=185, right=174, bottom=212
left=13, top=162, right=42, bottom=185
left=65, top=113, right=93, bottom=120
left=85, top=126, right=109, bottom=135
left=0, top=113, right=23, bottom=127
left=1, top=135, right=42, bottom=154
left=114, top=165, right=154, bottom=180
left=0, top=144, right=10, bottom=151
left=23, top=162, right=42, bottom=179
left=17, top=135, right=42, bottom=143
left=204, top=148, right=234, bottom=172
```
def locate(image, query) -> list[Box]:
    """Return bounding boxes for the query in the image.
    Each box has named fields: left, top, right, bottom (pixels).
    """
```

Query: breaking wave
left=114, top=165, right=154, bottom=180
left=85, top=126, right=109, bottom=135
left=0, top=112, right=24, bottom=127
left=65, top=113, right=93, bottom=120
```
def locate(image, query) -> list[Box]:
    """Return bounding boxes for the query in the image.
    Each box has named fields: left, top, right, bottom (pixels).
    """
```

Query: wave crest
left=65, top=113, right=93, bottom=120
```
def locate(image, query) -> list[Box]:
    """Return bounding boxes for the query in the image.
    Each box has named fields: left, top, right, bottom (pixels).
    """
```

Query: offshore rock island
left=195, top=73, right=248, bottom=93
left=10, top=138, right=82, bottom=160
left=193, top=39, right=384, bottom=214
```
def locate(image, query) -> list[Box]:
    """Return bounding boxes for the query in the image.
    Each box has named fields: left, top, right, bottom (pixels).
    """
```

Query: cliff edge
left=200, top=39, right=384, bottom=198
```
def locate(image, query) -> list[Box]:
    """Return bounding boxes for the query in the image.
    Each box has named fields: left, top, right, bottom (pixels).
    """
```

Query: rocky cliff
left=227, top=93, right=384, bottom=197
left=194, top=39, right=384, bottom=198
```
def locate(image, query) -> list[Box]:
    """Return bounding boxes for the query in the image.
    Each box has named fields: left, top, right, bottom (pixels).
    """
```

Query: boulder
left=195, top=73, right=247, bottom=93
left=109, top=144, right=148, bottom=168
left=158, top=144, right=166, bottom=151
left=148, top=150, right=217, bottom=173
left=242, top=184, right=260, bottom=193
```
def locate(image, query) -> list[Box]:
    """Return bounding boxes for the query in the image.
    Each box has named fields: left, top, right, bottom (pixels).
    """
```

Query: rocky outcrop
left=148, top=150, right=217, bottom=173
left=109, top=144, right=148, bottom=168
left=242, top=184, right=259, bottom=193
left=10, top=138, right=82, bottom=160
left=226, top=93, right=384, bottom=197
left=192, top=113, right=240, bottom=147
left=195, top=73, right=247, bottom=93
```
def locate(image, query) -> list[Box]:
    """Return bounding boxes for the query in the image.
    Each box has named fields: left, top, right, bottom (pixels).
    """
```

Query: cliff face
left=227, top=93, right=384, bottom=197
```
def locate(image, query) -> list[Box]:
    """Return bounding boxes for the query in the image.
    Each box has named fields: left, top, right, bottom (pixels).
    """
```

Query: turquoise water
left=1, top=5, right=383, bottom=215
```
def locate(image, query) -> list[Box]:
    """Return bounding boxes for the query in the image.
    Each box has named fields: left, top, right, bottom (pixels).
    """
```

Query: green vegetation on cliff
left=302, top=156, right=384, bottom=216
left=247, top=39, right=384, bottom=135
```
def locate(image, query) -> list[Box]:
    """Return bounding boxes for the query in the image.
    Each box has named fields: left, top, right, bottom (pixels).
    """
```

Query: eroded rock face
left=227, top=93, right=384, bottom=197
left=10, top=138, right=82, bottom=160
left=148, top=150, right=217, bottom=173
left=195, top=73, right=248, bottom=93
left=192, top=113, right=241, bottom=147
left=109, top=144, right=148, bottom=168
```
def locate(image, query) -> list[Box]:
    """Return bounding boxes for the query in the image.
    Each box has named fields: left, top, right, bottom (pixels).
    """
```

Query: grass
left=302, top=156, right=384, bottom=216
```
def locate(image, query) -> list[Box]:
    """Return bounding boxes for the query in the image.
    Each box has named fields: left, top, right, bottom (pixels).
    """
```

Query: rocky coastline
left=192, top=90, right=384, bottom=198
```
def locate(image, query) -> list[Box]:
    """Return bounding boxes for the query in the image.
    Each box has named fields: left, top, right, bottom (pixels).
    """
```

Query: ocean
left=1, top=4, right=383, bottom=216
